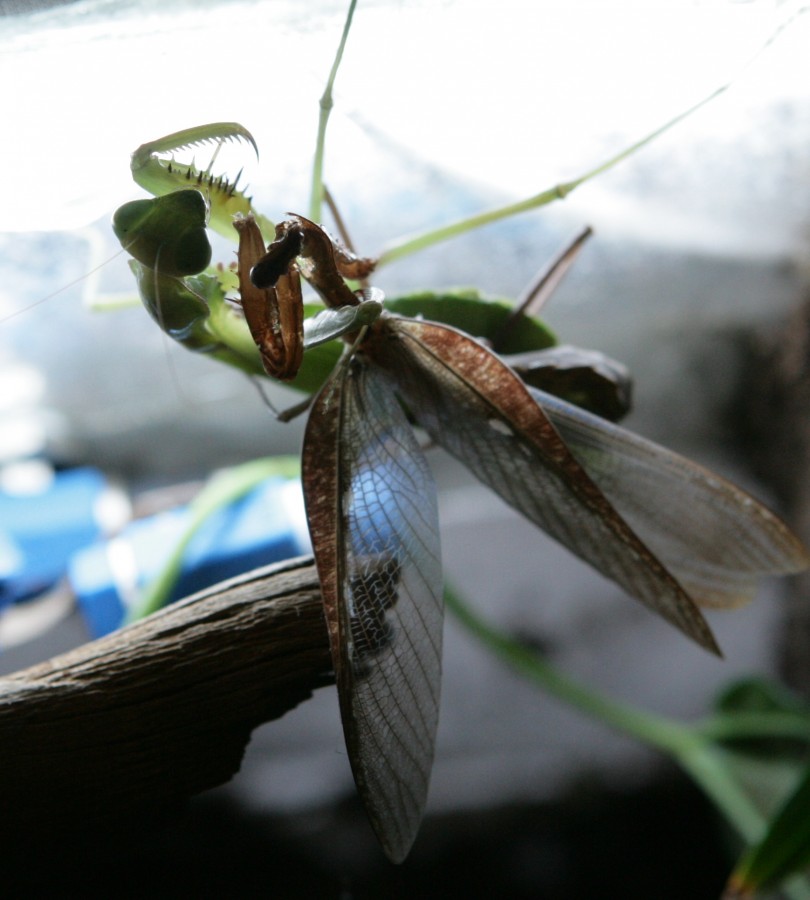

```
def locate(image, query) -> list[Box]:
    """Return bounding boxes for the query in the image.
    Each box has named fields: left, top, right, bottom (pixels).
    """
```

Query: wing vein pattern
left=303, top=356, right=443, bottom=863
left=373, top=316, right=719, bottom=651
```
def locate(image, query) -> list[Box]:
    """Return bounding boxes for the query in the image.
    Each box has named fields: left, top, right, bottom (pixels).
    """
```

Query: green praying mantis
left=114, top=125, right=631, bottom=419
left=111, top=121, right=809, bottom=864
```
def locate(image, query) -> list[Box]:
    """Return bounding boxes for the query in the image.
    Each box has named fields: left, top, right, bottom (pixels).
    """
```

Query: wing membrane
left=532, top=387, right=809, bottom=607
left=302, top=356, right=443, bottom=863
left=373, top=316, right=723, bottom=652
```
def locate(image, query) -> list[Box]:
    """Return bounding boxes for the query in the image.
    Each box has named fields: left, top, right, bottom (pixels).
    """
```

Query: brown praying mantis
left=245, top=211, right=809, bottom=861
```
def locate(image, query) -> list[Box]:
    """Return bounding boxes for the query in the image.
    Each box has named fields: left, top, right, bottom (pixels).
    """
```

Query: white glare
left=0, top=0, right=799, bottom=232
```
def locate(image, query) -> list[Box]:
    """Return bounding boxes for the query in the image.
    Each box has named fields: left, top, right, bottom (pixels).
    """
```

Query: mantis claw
left=235, top=215, right=305, bottom=382
left=131, top=122, right=273, bottom=242
left=132, top=122, right=259, bottom=167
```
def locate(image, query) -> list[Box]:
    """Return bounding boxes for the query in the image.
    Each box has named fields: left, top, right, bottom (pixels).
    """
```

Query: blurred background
left=1, top=0, right=809, bottom=895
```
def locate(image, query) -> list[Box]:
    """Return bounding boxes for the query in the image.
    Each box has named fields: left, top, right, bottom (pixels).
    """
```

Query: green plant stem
left=376, top=5, right=807, bottom=269
left=444, top=585, right=810, bottom=899
left=309, top=0, right=358, bottom=223
left=376, top=87, right=726, bottom=268
left=445, top=585, right=689, bottom=749
left=127, top=456, right=301, bottom=622
left=698, top=714, right=810, bottom=744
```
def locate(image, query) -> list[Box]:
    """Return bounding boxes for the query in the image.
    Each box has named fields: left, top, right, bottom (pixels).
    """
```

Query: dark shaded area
left=3, top=773, right=730, bottom=898
left=731, top=311, right=810, bottom=515
left=728, top=299, right=810, bottom=696
left=0, top=562, right=335, bottom=849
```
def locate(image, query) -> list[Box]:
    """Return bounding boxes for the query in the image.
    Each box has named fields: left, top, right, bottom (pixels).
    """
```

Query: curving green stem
left=375, top=5, right=807, bottom=269
left=309, top=0, right=358, bottom=222
left=443, top=584, right=810, bottom=899
left=375, top=85, right=729, bottom=268
left=128, top=456, right=301, bottom=622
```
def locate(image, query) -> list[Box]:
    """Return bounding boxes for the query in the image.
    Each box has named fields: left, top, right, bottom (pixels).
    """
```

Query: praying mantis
left=114, top=125, right=630, bottom=419
left=112, top=122, right=809, bottom=864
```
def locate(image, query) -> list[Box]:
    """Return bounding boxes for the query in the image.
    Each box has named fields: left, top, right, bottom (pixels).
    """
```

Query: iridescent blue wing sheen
left=302, top=355, right=443, bottom=864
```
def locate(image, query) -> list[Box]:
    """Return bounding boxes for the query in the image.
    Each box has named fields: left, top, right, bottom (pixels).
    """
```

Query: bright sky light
left=0, top=0, right=802, bottom=233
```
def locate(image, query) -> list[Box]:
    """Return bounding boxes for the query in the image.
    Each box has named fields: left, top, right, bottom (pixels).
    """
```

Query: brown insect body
left=250, top=220, right=304, bottom=287
left=234, top=216, right=304, bottom=381
left=245, top=213, right=809, bottom=863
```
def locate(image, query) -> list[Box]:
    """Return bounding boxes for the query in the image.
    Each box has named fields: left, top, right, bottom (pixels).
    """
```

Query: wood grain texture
left=0, top=556, right=332, bottom=839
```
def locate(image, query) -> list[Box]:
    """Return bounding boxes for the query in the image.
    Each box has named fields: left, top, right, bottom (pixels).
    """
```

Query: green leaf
left=706, top=677, right=810, bottom=761
left=385, top=290, right=557, bottom=353
left=728, top=762, right=810, bottom=896
left=716, top=678, right=810, bottom=719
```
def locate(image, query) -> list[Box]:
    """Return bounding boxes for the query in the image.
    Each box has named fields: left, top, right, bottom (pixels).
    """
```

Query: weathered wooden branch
left=0, top=556, right=333, bottom=840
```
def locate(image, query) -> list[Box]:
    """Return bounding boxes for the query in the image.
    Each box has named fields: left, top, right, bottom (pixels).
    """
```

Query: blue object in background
left=0, top=529, right=24, bottom=610
left=70, top=477, right=311, bottom=638
left=0, top=466, right=112, bottom=608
